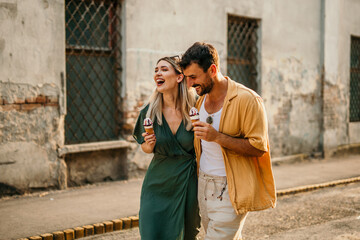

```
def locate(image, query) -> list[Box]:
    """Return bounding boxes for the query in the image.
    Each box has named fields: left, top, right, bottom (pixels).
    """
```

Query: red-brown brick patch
left=0, top=95, right=59, bottom=112
left=36, top=95, right=47, bottom=103
left=21, top=104, right=42, bottom=111
left=25, top=97, right=37, bottom=103
left=44, top=102, right=59, bottom=107
left=14, top=98, right=26, bottom=104
left=0, top=104, right=21, bottom=111
left=47, top=96, right=59, bottom=103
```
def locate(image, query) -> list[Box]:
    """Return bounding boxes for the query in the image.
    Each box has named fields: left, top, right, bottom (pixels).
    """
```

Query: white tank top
left=199, top=95, right=226, bottom=176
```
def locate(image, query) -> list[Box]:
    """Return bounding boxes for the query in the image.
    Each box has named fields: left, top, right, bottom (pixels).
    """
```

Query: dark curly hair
left=179, top=42, right=220, bottom=72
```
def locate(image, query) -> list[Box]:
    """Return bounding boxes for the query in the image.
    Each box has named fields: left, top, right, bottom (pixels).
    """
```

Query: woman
left=133, top=56, right=200, bottom=239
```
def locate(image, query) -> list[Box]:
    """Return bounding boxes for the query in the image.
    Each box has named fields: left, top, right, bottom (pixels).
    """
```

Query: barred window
left=227, top=15, right=260, bottom=93
left=65, top=0, right=123, bottom=144
left=350, top=36, right=360, bottom=122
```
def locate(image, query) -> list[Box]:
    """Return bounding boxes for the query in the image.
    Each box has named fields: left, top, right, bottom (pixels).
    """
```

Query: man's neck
left=204, top=73, right=228, bottom=114
left=207, top=73, right=228, bottom=103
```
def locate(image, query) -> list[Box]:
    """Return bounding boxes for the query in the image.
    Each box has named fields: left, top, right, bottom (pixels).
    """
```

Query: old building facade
left=1, top=0, right=359, bottom=192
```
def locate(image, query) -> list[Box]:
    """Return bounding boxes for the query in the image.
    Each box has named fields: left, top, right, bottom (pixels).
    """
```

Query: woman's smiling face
left=154, top=60, right=180, bottom=93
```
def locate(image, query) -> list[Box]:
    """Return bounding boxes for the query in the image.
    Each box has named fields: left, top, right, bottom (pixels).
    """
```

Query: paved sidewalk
left=0, top=155, right=359, bottom=240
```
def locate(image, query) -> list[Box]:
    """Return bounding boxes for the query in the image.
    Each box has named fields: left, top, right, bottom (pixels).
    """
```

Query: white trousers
left=198, top=170, right=248, bottom=240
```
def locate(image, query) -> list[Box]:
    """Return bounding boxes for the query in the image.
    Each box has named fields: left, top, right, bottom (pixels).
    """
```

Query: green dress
left=133, top=106, right=200, bottom=240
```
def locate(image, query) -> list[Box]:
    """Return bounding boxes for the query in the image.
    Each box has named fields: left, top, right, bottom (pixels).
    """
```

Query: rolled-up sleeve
left=243, top=96, right=268, bottom=152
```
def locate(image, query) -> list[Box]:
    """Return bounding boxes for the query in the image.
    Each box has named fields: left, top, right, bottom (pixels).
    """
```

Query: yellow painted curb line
left=20, top=216, right=139, bottom=240
left=277, top=176, right=360, bottom=196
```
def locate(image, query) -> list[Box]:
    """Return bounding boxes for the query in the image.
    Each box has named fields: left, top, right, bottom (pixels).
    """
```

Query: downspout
left=319, top=0, right=326, bottom=157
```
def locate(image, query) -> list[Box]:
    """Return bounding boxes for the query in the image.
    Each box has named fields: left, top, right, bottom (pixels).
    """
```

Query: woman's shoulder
left=139, top=104, right=150, bottom=115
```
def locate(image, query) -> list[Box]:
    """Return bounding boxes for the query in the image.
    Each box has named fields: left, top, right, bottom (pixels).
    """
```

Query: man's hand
left=193, top=121, right=265, bottom=157
left=192, top=121, right=219, bottom=142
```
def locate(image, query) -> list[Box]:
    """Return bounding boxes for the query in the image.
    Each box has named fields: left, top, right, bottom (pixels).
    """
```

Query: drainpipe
left=319, top=0, right=325, bottom=158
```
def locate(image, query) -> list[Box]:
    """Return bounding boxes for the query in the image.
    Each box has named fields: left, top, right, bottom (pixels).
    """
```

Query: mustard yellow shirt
left=194, top=77, right=277, bottom=214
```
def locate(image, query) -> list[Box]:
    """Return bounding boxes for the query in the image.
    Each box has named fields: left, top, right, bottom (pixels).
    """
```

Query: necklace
left=206, top=114, right=214, bottom=125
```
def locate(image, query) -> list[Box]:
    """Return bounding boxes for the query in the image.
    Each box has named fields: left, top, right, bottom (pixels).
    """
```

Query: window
left=65, top=0, right=123, bottom=144
left=350, top=36, right=360, bottom=122
left=227, top=15, right=260, bottom=93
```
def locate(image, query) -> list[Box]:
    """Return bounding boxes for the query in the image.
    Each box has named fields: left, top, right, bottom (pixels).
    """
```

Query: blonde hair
left=143, top=56, right=196, bottom=131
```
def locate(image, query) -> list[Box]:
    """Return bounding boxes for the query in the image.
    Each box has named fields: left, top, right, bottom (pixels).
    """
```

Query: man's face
left=183, top=63, right=214, bottom=96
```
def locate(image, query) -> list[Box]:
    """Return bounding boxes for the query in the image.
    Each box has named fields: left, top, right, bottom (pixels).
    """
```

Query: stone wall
left=322, top=0, right=360, bottom=156
left=123, top=0, right=324, bottom=158
left=65, top=149, right=128, bottom=186
left=0, top=0, right=66, bottom=192
left=1, top=0, right=359, bottom=192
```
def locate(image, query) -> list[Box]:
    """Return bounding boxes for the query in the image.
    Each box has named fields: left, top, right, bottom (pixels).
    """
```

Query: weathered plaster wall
left=344, top=0, right=360, bottom=146
left=124, top=0, right=263, bottom=120
left=261, top=0, right=323, bottom=156
left=124, top=0, right=324, bottom=161
left=0, top=0, right=65, bottom=87
left=0, top=0, right=66, bottom=190
left=323, top=0, right=360, bottom=156
left=124, top=0, right=266, bottom=171
left=65, top=149, right=128, bottom=186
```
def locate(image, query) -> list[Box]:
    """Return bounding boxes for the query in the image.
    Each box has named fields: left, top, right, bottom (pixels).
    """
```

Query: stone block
left=73, top=227, right=84, bottom=239
left=52, top=231, right=64, bottom=240
left=82, top=225, right=94, bottom=236
left=112, top=219, right=123, bottom=230
left=103, top=221, right=114, bottom=232
left=63, top=229, right=74, bottom=240
left=40, top=233, right=53, bottom=240
left=121, top=217, right=131, bottom=229
left=93, top=223, right=104, bottom=234
left=29, top=237, right=42, bottom=240
left=129, top=216, right=139, bottom=227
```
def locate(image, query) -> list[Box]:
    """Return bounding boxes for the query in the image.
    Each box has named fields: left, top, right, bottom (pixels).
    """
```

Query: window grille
left=65, top=0, right=123, bottom=144
left=350, top=36, right=360, bottom=122
left=227, top=15, right=260, bottom=93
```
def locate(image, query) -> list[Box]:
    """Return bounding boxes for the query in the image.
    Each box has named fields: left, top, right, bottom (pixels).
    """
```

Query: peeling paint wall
left=65, top=149, right=128, bottom=186
left=0, top=0, right=66, bottom=191
left=261, top=1, right=323, bottom=157
left=124, top=0, right=324, bottom=159
left=1, top=0, right=359, bottom=189
left=263, top=58, right=322, bottom=156
left=124, top=0, right=360, bottom=163
left=322, top=0, right=360, bottom=156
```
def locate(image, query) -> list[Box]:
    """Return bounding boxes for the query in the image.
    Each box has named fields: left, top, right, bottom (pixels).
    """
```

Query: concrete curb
left=17, top=176, right=360, bottom=240
left=271, top=152, right=323, bottom=165
left=18, top=216, right=139, bottom=240
left=277, top=176, right=360, bottom=196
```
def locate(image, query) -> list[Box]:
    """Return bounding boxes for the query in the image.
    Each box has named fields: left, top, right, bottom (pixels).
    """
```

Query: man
left=180, top=42, right=276, bottom=240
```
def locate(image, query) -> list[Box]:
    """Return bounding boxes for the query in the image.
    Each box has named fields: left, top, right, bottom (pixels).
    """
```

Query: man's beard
left=195, top=78, right=214, bottom=96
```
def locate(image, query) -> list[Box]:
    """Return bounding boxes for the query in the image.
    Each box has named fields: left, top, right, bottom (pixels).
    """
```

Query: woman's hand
left=141, top=132, right=156, bottom=153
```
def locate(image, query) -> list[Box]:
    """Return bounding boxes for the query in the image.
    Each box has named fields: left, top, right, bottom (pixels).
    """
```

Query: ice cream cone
left=189, top=107, right=200, bottom=123
left=143, top=118, right=154, bottom=134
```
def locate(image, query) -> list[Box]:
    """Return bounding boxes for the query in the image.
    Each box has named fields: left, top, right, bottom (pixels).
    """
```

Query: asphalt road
left=83, top=182, right=360, bottom=240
